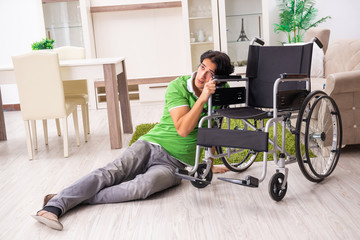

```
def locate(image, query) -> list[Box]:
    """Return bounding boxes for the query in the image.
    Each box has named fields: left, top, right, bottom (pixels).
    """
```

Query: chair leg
left=31, top=120, right=37, bottom=150
left=62, top=118, right=69, bottom=158
left=55, top=119, right=61, bottom=136
left=86, top=103, right=90, bottom=134
left=73, top=109, right=80, bottom=146
left=81, top=104, right=88, bottom=142
left=42, top=120, right=48, bottom=145
left=24, top=120, right=33, bottom=160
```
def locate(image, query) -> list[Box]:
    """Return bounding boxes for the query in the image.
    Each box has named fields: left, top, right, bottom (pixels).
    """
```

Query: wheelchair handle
left=250, top=37, right=265, bottom=46
left=311, top=37, right=323, bottom=49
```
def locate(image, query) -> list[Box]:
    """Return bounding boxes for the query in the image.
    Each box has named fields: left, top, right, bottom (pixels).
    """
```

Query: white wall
left=0, top=0, right=45, bottom=104
left=92, top=7, right=187, bottom=79
left=316, top=0, right=360, bottom=41
left=268, top=0, right=360, bottom=45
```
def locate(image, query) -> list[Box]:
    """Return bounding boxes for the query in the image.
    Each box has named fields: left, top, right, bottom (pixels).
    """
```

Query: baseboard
left=3, top=104, right=20, bottom=111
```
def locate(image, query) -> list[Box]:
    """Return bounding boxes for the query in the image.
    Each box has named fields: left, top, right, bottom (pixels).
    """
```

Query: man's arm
left=169, top=80, right=216, bottom=137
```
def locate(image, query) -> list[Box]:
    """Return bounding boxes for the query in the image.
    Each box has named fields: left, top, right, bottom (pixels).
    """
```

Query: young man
left=32, top=50, right=234, bottom=231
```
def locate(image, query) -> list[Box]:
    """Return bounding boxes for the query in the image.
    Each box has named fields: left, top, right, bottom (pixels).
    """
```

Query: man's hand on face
left=199, top=79, right=216, bottom=103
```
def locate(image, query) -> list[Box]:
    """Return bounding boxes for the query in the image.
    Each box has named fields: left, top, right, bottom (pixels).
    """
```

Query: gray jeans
left=46, top=140, right=185, bottom=216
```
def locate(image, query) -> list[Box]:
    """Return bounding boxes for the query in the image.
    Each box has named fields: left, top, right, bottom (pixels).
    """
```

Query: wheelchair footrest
left=174, top=168, right=211, bottom=184
left=218, top=175, right=259, bottom=188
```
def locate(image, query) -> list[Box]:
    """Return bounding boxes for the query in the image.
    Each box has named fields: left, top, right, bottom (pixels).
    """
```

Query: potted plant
left=31, top=38, right=55, bottom=50
left=274, top=0, right=331, bottom=44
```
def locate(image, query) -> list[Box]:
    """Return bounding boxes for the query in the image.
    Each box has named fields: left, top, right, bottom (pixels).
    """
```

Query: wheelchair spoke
left=310, top=151, right=331, bottom=175
left=324, top=124, right=332, bottom=136
left=322, top=113, right=331, bottom=130
left=309, top=124, right=319, bottom=134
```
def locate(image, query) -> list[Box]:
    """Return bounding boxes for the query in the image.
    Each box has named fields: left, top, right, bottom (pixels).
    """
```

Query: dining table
left=0, top=57, right=133, bottom=149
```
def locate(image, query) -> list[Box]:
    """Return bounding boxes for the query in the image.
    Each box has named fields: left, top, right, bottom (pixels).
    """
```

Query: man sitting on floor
left=32, top=50, right=234, bottom=230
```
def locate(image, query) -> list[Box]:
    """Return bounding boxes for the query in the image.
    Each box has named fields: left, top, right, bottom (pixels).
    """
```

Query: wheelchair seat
left=215, top=107, right=271, bottom=120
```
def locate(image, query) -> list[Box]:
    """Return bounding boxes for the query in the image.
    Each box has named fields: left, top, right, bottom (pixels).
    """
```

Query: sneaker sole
left=31, top=215, right=63, bottom=231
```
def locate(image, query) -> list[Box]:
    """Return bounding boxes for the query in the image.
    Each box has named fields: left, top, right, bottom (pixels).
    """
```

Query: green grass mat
left=129, top=123, right=158, bottom=146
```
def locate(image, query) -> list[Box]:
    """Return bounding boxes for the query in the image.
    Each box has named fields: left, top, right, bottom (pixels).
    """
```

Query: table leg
left=103, top=64, right=122, bottom=149
left=0, top=89, right=7, bottom=141
left=117, top=61, right=133, bottom=134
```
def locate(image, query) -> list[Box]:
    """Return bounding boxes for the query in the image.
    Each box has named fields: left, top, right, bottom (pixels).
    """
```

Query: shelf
left=190, top=41, right=213, bottom=45
left=45, top=25, right=82, bottom=30
left=226, top=12, right=262, bottom=18
left=95, top=82, right=140, bottom=108
left=42, top=0, right=78, bottom=3
left=189, top=16, right=212, bottom=20
left=94, top=76, right=176, bottom=107
left=127, top=76, right=176, bottom=85
left=227, top=40, right=250, bottom=44
left=234, top=66, right=247, bottom=75
left=91, top=1, right=182, bottom=13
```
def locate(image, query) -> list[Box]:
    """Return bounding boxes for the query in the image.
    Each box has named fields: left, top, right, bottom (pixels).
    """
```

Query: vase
left=197, top=29, right=205, bottom=42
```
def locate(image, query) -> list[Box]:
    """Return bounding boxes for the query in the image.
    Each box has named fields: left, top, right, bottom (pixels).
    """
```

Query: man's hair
left=200, top=50, right=234, bottom=76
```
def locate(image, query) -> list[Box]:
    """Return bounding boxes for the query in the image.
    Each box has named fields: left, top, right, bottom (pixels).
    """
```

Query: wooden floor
left=1, top=101, right=360, bottom=240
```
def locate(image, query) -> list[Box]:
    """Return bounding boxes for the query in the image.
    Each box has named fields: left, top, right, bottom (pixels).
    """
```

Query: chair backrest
left=246, top=43, right=313, bottom=108
left=53, top=46, right=85, bottom=60
left=53, top=46, right=88, bottom=95
left=12, top=51, right=67, bottom=120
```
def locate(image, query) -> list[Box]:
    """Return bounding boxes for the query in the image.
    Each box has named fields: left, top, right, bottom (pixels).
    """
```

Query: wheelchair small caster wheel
left=191, top=163, right=213, bottom=188
left=268, top=172, right=287, bottom=201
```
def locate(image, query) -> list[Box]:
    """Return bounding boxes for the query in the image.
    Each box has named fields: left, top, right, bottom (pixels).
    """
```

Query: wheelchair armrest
left=273, top=75, right=311, bottom=117
left=280, top=73, right=308, bottom=79
left=213, top=75, right=245, bottom=82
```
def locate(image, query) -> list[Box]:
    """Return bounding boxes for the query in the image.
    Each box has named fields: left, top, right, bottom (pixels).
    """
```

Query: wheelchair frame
left=175, top=38, right=342, bottom=201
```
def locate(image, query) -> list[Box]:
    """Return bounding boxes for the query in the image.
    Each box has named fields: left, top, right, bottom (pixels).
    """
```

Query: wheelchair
left=175, top=37, right=342, bottom=201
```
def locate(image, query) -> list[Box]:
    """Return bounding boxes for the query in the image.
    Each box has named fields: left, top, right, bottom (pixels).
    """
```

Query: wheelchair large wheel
left=295, top=91, right=342, bottom=182
left=190, top=163, right=213, bottom=188
left=216, top=146, right=258, bottom=172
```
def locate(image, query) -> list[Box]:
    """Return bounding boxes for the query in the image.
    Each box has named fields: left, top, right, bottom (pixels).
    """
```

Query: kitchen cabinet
left=183, top=0, right=269, bottom=74
left=42, top=0, right=84, bottom=47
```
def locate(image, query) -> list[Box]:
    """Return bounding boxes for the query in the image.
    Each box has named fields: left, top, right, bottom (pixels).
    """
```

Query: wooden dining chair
left=12, top=51, right=80, bottom=159
left=53, top=46, right=90, bottom=142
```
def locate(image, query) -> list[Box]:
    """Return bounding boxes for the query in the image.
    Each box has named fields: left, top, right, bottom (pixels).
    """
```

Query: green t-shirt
left=139, top=74, right=209, bottom=166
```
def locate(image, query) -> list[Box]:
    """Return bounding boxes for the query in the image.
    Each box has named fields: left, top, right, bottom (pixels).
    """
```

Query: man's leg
left=85, top=143, right=184, bottom=204
left=32, top=141, right=183, bottom=230
left=85, top=163, right=182, bottom=204
left=43, top=140, right=152, bottom=216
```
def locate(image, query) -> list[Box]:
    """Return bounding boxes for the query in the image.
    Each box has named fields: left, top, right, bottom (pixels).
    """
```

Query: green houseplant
left=31, top=37, right=55, bottom=50
left=274, top=0, right=331, bottom=43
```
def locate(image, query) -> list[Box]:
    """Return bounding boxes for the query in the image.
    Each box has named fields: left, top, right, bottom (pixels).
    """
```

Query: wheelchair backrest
left=246, top=43, right=313, bottom=108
